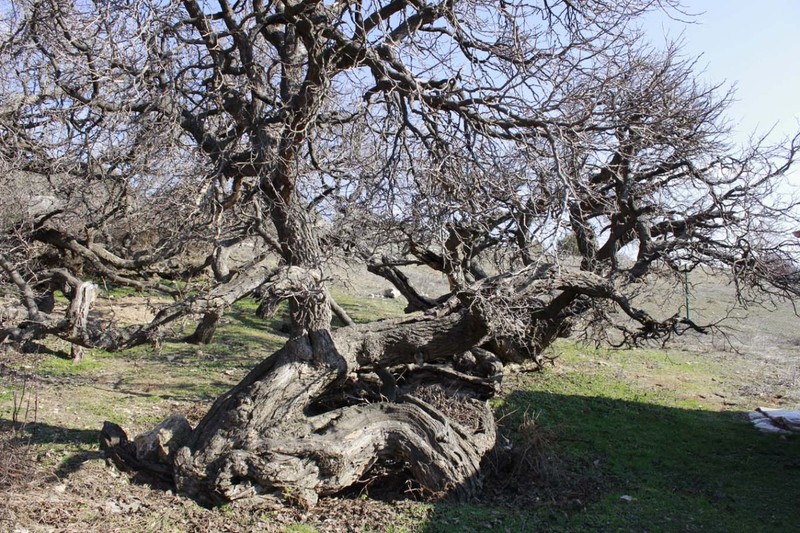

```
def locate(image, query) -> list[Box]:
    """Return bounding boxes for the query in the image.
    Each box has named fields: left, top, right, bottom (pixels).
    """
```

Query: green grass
left=422, top=341, right=800, bottom=532
left=100, top=280, right=188, bottom=298
left=3, top=290, right=798, bottom=532
left=423, top=505, right=533, bottom=532
left=329, top=288, right=407, bottom=324
left=35, top=353, right=104, bottom=376
left=89, top=298, right=290, bottom=402
left=283, top=525, right=320, bottom=533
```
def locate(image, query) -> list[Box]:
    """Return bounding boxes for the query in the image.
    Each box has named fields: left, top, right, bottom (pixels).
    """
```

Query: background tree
left=1, top=0, right=798, bottom=506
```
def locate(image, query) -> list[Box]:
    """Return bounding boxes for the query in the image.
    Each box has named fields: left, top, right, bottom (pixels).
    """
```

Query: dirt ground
left=0, top=342, right=438, bottom=532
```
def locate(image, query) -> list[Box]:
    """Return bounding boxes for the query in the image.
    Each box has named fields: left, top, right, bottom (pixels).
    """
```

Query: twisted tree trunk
left=102, top=306, right=497, bottom=507
left=99, top=264, right=677, bottom=507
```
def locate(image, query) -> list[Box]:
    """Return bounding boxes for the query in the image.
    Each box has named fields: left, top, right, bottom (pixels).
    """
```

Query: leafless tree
left=1, top=0, right=799, bottom=506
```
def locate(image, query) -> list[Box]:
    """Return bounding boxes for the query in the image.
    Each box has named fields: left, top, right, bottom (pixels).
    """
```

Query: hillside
left=0, top=267, right=798, bottom=532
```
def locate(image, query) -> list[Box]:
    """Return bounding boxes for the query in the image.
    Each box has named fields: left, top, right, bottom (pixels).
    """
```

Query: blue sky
left=641, top=1, right=800, bottom=158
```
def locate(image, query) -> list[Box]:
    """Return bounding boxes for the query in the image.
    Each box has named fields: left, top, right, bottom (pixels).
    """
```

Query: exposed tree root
left=95, top=265, right=709, bottom=507
left=100, top=312, right=500, bottom=507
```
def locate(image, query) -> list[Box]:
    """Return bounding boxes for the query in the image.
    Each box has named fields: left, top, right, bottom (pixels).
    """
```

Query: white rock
left=750, top=408, right=800, bottom=434
left=104, top=501, right=123, bottom=514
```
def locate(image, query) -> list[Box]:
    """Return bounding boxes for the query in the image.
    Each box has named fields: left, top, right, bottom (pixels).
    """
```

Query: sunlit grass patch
left=35, top=353, right=103, bottom=377
left=329, top=288, right=407, bottom=324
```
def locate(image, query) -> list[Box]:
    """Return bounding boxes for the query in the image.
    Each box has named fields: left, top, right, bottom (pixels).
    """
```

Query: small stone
left=383, top=288, right=401, bottom=299
left=620, top=495, right=634, bottom=502
left=104, top=501, right=123, bottom=514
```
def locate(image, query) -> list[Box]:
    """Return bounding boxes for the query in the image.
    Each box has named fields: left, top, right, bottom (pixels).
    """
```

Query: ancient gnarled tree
left=1, top=0, right=799, bottom=505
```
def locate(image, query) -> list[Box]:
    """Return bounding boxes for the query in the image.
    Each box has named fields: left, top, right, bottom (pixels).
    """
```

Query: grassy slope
left=426, top=343, right=800, bottom=532
left=1, top=286, right=799, bottom=532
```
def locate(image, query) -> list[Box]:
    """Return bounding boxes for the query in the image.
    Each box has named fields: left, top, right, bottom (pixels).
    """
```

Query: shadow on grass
left=92, top=378, right=240, bottom=402
left=54, top=450, right=102, bottom=479
left=0, top=419, right=101, bottom=480
left=227, top=306, right=289, bottom=338
left=17, top=341, right=69, bottom=358
left=0, top=418, right=97, bottom=446
left=423, top=391, right=800, bottom=532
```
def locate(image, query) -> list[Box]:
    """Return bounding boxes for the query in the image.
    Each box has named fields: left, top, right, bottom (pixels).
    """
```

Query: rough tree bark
left=100, top=265, right=686, bottom=507
left=184, top=311, right=223, bottom=345
left=66, top=282, right=96, bottom=362
left=103, top=306, right=496, bottom=508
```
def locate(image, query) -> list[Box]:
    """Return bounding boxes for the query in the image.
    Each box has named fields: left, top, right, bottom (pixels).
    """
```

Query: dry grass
left=482, top=409, right=572, bottom=501
left=411, top=384, right=486, bottom=433
left=0, top=431, right=36, bottom=492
